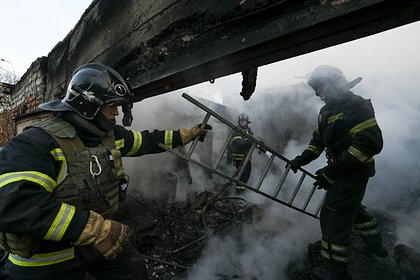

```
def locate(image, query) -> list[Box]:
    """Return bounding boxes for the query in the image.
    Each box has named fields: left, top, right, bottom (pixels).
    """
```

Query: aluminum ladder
left=158, top=93, right=325, bottom=219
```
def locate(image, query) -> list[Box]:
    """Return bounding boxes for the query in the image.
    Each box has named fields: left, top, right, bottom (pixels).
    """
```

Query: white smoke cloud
left=122, top=21, right=420, bottom=278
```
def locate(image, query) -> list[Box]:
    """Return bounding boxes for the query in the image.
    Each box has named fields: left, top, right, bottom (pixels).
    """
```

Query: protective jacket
left=297, top=91, right=383, bottom=178
left=0, top=115, right=182, bottom=267
left=229, top=126, right=253, bottom=161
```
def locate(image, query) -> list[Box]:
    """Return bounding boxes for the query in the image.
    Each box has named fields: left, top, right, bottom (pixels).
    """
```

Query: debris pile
left=117, top=188, right=257, bottom=279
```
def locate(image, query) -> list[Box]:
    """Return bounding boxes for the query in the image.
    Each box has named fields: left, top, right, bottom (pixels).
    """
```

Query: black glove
left=313, top=166, right=336, bottom=190
left=257, top=142, right=267, bottom=154
left=287, top=157, right=303, bottom=173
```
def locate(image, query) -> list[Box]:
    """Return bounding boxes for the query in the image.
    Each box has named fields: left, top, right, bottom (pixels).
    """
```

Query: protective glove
left=313, top=166, right=336, bottom=190
left=286, top=156, right=304, bottom=173
left=180, top=124, right=212, bottom=145
left=257, top=142, right=267, bottom=154
left=73, top=211, right=131, bottom=259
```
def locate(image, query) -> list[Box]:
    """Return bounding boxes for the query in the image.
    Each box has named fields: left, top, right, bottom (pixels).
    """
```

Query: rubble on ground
left=117, top=189, right=420, bottom=280
left=116, top=188, right=258, bottom=279
left=1, top=189, right=419, bottom=280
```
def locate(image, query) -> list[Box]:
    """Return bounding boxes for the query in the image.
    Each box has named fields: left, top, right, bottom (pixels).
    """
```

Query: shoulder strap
left=31, top=117, right=85, bottom=155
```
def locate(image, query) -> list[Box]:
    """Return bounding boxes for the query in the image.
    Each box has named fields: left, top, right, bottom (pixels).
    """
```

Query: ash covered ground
left=114, top=186, right=420, bottom=280
left=1, top=186, right=419, bottom=280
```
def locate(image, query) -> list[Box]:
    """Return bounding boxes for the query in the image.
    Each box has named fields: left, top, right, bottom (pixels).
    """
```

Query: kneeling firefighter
left=0, top=63, right=211, bottom=280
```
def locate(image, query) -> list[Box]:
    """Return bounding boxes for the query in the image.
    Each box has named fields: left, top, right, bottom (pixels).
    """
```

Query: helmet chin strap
left=61, top=112, right=107, bottom=138
left=94, top=112, right=116, bottom=132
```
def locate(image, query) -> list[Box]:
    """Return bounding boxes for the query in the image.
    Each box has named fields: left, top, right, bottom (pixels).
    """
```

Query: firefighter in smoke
left=0, top=63, right=211, bottom=280
left=227, top=113, right=254, bottom=193
left=287, top=65, right=388, bottom=280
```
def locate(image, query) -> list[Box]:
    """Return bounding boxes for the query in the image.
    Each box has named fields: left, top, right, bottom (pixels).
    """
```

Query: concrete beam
left=43, top=0, right=420, bottom=103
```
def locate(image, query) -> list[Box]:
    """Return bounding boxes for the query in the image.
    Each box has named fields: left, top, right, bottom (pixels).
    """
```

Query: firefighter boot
left=312, top=262, right=352, bottom=280
left=362, top=234, right=388, bottom=258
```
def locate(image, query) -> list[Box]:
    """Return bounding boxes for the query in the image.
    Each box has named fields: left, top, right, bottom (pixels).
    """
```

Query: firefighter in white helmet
left=288, top=65, right=387, bottom=280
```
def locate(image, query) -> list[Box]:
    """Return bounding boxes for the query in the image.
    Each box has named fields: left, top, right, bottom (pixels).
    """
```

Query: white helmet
left=308, top=65, right=362, bottom=94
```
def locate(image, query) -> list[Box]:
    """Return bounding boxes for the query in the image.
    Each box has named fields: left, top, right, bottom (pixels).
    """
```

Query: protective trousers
left=3, top=242, right=148, bottom=280
left=319, top=175, right=369, bottom=279
left=234, top=160, right=252, bottom=193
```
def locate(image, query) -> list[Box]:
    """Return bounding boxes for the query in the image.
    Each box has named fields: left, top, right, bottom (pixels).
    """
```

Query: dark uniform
left=0, top=63, right=209, bottom=280
left=289, top=65, right=387, bottom=280
left=0, top=115, right=183, bottom=279
left=228, top=114, right=253, bottom=193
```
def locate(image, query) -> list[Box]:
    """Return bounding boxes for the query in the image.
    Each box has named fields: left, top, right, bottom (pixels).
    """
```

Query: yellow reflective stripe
left=306, top=145, right=321, bottom=156
left=50, top=148, right=67, bottom=185
left=328, top=113, right=344, bottom=124
left=315, top=126, right=320, bottom=134
left=0, top=172, right=57, bottom=193
left=43, top=203, right=76, bottom=241
left=322, top=240, right=350, bottom=253
left=348, top=146, right=373, bottom=163
left=353, top=218, right=377, bottom=229
left=8, top=247, right=75, bottom=267
left=321, top=250, right=352, bottom=263
left=354, top=227, right=381, bottom=236
left=164, top=130, right=173, bottom=148
left=232, top=136, right=243, bottom=141
left=232, top=153, right=245, bottom=157
left=126, top=131, right=143, bottom=156
left=322, top=173, right=334, bottom=184
left=349, top=118, right=378, bottom=138
left=115, top=139, right=124, bottom=150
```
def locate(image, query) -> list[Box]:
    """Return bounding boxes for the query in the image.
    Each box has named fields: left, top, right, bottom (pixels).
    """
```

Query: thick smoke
left=121, top=93, right=218, bottom=204
left=122, top=22, right=420, bottom=278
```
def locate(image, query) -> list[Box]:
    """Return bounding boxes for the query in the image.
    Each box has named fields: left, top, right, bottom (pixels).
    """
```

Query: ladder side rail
left=255, top=153, right=275, bottom=190
left=187, top=112, right=212, bottom=157
left=288, top=173, right=306, bottom=204
left=182, top=93, right=316, bottom=180
left=213, top=127, right=235, bottom=170
left=273, top=165, right=291, bottom=197
left=157, top=142, right=319, bottom=219
left=182, top=93, right=270, bottom=152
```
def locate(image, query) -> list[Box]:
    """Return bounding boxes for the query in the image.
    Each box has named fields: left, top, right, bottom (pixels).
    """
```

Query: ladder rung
left=187, top=112, right=211, bottom=157
left=302, top=185, right=317, bottom=211
left=288, top=173, right=306, bottom=204
left=273, top=165, right=291, bottom=197
left=174, top=93, right=322, bottom=219
left=235, top=142, right=256, bottom=182
left=255, top=153, right=275, bottom=190
left=213, top=127, right=235, bottom=170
